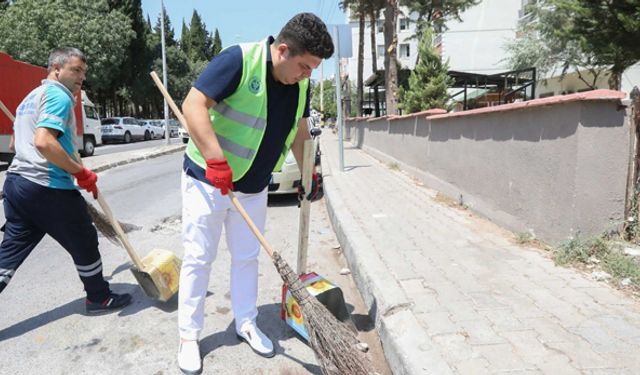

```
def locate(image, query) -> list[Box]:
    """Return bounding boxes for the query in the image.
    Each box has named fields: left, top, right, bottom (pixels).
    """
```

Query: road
left=94, top=137, right=183, bottom=156
left=0, top=151, right=391, bottom=374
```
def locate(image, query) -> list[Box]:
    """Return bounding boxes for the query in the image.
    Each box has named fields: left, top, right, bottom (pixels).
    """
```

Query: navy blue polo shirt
left=185, top=36, right=310, bottom=194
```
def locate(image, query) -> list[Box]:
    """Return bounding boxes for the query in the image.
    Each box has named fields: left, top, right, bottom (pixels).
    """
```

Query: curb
left=322, top=158, right=454, bottom=375
left=85, top=144, right=186, bottom=173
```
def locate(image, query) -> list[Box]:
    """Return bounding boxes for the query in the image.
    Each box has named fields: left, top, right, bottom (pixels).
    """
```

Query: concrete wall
left=345, top=90, right=630, bottom=243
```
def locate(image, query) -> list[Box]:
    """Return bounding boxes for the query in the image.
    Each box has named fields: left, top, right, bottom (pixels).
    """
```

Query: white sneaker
left=177, top=340, right=202, bottom=375
left=236, top=321, right=275, bottom=358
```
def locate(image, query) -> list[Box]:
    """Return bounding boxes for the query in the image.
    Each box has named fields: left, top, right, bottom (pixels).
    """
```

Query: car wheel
left=124, top=132, right=131, bottom=143
left=144, top=131, right=151, bottom=141
left=150, top=132, right=155, bottom=139
left=81, top=136, right=95, bottom=157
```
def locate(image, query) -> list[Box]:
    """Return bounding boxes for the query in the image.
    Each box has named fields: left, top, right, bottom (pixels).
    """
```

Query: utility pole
left=160, top=0, right=170, bottom=145
left=320, top=62, right=324, bottom=127
left=333, top=25, right=344, bottom=172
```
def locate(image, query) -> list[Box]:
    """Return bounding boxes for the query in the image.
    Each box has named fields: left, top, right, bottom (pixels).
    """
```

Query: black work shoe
left=85, top=293, right=132, bottom=315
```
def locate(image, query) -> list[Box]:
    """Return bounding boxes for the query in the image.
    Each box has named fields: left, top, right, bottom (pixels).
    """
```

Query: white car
left=269, top=125, right=322, bottom=195
left=179, top=126, right=189, bottom=144
left=140, top=119, right=164, bottom=140
left=101, top=117, right=146, bottom=143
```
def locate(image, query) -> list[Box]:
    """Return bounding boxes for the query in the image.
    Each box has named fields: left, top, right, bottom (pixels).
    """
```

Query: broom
left=149, top=71, right=375, bottom=374
left=0, top=99, right=138, bottom=246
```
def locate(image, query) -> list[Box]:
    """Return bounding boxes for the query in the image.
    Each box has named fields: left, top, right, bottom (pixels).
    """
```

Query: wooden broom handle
left=0, top=100, right=15, bottom=122
left=228, top=191, right=275, bottom=258
left=95, top=192, right=146, bottom=269
left=148, top=74, right=277, bottom=259
left=150, top=71, right=189, bottom=133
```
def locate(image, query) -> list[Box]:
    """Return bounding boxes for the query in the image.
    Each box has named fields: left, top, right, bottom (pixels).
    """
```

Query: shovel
left=95, top=191, right=181, bottom=302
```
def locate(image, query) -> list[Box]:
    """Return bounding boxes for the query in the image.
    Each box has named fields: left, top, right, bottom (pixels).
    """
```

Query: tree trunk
left=369, top=10, right=381, bottom=117
left=609, top=69, right=622, bottom=91
left=384, top=0, right=399, bottom=115
left=357, top=7, right=365, bottom=117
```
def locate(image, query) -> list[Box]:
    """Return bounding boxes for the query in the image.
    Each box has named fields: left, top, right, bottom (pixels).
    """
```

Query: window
left=377, top=45, right=385, bottom=57
left=399, top=18, right=409, bottom=31
left=377, top=20, right=384, bottom=33
left=399, top=44, right=410, bottom=58
left=84, top=106, right=98, bottom=120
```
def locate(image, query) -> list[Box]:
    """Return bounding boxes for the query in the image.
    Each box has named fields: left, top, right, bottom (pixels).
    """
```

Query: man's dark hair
left=275, top=13, right=334, bottom=59
left=48, top=47, right=86, bottom=72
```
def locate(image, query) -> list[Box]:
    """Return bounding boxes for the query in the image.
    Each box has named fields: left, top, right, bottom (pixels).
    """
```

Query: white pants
left=178, top=173, right=267, bottom=340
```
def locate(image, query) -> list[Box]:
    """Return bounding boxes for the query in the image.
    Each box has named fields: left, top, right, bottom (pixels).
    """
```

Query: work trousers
left=178, top=173, right=267, bottom=340
left=0, top=173, right=110, bottom=301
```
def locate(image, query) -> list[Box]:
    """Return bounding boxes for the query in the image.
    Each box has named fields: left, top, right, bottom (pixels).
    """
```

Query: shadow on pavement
left=0, top=282, right=141, bottom=342
left=199, top=303, right=322, bottom=374
left=267, top=194, right=299, bottom=207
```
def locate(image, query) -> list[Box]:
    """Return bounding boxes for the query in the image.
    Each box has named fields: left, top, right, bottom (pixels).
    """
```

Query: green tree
left=400, top=28, right=452, bottom=113
left=210, top=28, right=222, bottom=58
left=0, top=0, right=134, bottom=103
left=401, top=0, right=478, bottom=37
left=180, top=19, right=190, bottom=56
left=311, top=79, right=337, bottom=120
left=186, top=10, right=210, bottom=62
left=154, top=6, right=176, bottom=47
left=0, top=0, right=8, bottom=12
left=107, top=0, right=153, bottom=116
left=507, top=0, right=640, bottom=90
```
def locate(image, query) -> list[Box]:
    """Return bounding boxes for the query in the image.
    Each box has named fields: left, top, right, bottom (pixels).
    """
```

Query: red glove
left=73, top=167, right=98, bottom=199
left=297, top=172, right=323, bottom=204
left=205, top=159, right=234, bottom=195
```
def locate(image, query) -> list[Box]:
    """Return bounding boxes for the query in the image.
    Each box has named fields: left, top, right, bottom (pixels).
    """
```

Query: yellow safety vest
left=186, top=38, right=309, bottom=181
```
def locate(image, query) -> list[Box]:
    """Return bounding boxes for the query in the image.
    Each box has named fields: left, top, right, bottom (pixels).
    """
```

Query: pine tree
left=186, top=10, right=209, bottom=62
left=210, top=28, right=222, bottom=58
left=400, top=27, right=452, bottom=113
left=180, top=19, right=190, bottom=55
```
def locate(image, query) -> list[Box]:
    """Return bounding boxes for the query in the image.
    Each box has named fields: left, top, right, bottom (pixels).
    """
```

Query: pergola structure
left=448, top=67, right=536, bottom=110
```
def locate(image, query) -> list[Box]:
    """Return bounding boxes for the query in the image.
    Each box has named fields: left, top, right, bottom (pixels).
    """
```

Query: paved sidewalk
left=320, top=132, right=640, bottom=375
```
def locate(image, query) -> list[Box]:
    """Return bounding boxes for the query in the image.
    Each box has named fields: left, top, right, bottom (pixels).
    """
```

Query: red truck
left=0, top=52, right=102, bottom=161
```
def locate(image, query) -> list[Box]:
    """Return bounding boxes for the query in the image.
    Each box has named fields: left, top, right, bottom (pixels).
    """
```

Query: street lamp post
left=160, top=0, right=170, bottom=145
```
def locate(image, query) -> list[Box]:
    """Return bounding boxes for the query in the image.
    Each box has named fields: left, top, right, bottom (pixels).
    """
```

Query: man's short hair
left=275, top=13, right=334, bottom=59
left=47, top=47, right=86, bottom=72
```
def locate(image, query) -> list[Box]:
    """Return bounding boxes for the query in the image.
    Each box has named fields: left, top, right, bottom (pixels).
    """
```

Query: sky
left=140, top=0, right=348, bottom=80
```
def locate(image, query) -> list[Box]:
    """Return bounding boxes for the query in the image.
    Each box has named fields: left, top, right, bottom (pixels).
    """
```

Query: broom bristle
left=86, top=202, right=140, bottom=246
left=272, top=251, right=375, bottom=375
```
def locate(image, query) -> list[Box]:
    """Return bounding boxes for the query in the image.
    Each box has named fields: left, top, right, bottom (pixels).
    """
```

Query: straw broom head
left=86, top=202, right=139, bottom=246
left=272, top=251, right=376, bottom=375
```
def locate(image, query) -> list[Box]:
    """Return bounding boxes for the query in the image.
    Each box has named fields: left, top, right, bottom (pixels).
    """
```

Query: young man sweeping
left=0, top=47, right=132, bottom=313
left=177, top=12, right=333, bottom=374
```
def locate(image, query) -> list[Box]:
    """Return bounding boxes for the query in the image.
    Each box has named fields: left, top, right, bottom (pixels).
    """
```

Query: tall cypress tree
left=186, top=10, right=209, bottom=62
left=180, top=19, right=190, bottom=55
left=210, top=28, right=222, bottom=59
left=400, top=27, right=452, bottom=113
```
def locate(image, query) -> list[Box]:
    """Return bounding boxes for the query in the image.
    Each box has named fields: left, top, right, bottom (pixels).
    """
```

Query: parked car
left=179, top=126, right=189, bottom=144
left=101, top=117, right=146, bottom=143
left=139, top=119, right=164, bottom=140
left=154, top=119, right=179, bottom=138
left=269, top=122, right=322, bottom=195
